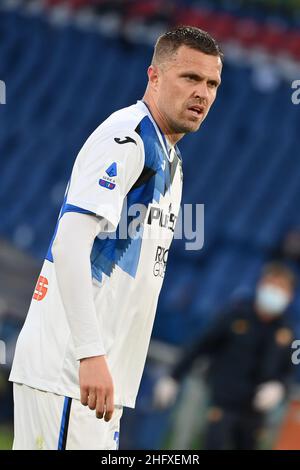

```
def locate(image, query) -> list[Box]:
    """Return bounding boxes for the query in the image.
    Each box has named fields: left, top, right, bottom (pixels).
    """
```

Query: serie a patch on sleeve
left=99, top=162, right=117, bottom=190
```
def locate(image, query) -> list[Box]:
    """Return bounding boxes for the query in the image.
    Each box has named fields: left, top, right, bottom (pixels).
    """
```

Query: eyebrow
left=179, top=72, right=221, bottom=86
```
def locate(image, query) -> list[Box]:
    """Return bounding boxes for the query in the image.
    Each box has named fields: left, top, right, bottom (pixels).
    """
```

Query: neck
left=142, top=93, right=184, bottom=146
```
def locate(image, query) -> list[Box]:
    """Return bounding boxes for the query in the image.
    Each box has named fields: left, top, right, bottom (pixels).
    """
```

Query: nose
left=194, top=81, right=209, bottom=102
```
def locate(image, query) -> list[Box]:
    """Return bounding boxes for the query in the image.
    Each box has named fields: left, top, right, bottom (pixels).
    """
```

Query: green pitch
left=0, top=425, right=13, bottom=450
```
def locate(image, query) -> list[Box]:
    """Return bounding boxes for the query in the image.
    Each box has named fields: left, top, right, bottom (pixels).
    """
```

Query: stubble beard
left=168, top=114, right=202, bottom=134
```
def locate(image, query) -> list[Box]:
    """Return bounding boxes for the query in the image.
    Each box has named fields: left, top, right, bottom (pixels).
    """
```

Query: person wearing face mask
left=153, top=262, right=296, bottom=450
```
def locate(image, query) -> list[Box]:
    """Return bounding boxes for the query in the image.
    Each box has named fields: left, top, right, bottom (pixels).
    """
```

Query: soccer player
left=9, top=26, right=222, bottom=449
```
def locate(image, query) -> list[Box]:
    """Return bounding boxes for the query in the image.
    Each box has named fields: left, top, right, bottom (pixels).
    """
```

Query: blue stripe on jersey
left=114, top=431, right=120, bottom=449
left=90, top=183, right=148, bottom=282
left=45, top=195, right=95, bottom=263
left=63, top=204, right=95, bottom=216
left=141, top=100, right=170, bottom=159
left=58, top=396, right=72, bottom=450
left=89, top=115, right=169, bottom=282
left=137, top=115, right=167, bottom=200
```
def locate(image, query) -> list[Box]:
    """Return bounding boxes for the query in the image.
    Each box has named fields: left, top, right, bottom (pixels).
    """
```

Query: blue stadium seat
left=0, top=9, right=300, bottom=349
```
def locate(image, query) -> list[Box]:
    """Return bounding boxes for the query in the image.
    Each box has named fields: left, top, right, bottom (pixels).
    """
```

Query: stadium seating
left=1, top=9, right=300, bottom=348
left=2, top=2, right=300, bottom=450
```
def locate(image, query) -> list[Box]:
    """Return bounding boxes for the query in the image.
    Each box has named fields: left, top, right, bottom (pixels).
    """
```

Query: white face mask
left=256, top=285, right=291, bottom=316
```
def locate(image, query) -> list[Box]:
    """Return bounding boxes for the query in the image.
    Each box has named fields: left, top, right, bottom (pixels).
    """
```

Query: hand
left=253, top=381, right=285, bottom=412
left=79, top=355, right=114, bottom=421
left=153, top=376, right=179, bottom=410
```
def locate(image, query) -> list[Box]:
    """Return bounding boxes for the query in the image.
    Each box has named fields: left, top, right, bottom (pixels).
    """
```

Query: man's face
left=149, top=45, right=222, bottom=134
left=255, top=274, right=294, bottom=318
left=258, top=274, right=294, bottom=299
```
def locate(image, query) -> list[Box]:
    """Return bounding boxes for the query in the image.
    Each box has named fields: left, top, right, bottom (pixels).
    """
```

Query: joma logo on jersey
left=147, top=207, right=177, bottom=232
left=33, top=276, right=48, bottom=301
left=153, top=246, right=169, bottom=278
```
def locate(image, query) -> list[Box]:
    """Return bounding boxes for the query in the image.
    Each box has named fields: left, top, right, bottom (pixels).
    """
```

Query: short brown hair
left=152, top=26, right=224, bottom=66
left=261, top=262, right=297, bottom=289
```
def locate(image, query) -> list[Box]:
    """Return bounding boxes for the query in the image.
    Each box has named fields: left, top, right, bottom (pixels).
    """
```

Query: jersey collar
left=137, top=100, right=175, bottom=163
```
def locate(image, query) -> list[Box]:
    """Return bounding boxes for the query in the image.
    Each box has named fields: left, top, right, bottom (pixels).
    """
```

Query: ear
left=147, top=65, right=160, bottom=91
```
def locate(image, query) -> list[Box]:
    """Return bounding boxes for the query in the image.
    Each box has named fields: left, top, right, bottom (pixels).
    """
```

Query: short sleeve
left=66, top=125, right=144, bottom=231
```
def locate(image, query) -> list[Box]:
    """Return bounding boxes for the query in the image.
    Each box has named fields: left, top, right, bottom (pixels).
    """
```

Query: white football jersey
left=9, top=101, right=183, bottom=408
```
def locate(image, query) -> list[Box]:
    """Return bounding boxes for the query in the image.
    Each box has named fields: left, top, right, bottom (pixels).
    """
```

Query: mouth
left=187, top=105, right=205, bottom=118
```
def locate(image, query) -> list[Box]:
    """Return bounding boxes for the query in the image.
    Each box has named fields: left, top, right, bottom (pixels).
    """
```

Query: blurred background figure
left=154, top=262, right=296, bottom=450
left=272, top=227, right=300, bottom=267
left=1, top=0, right=300, bottom=449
